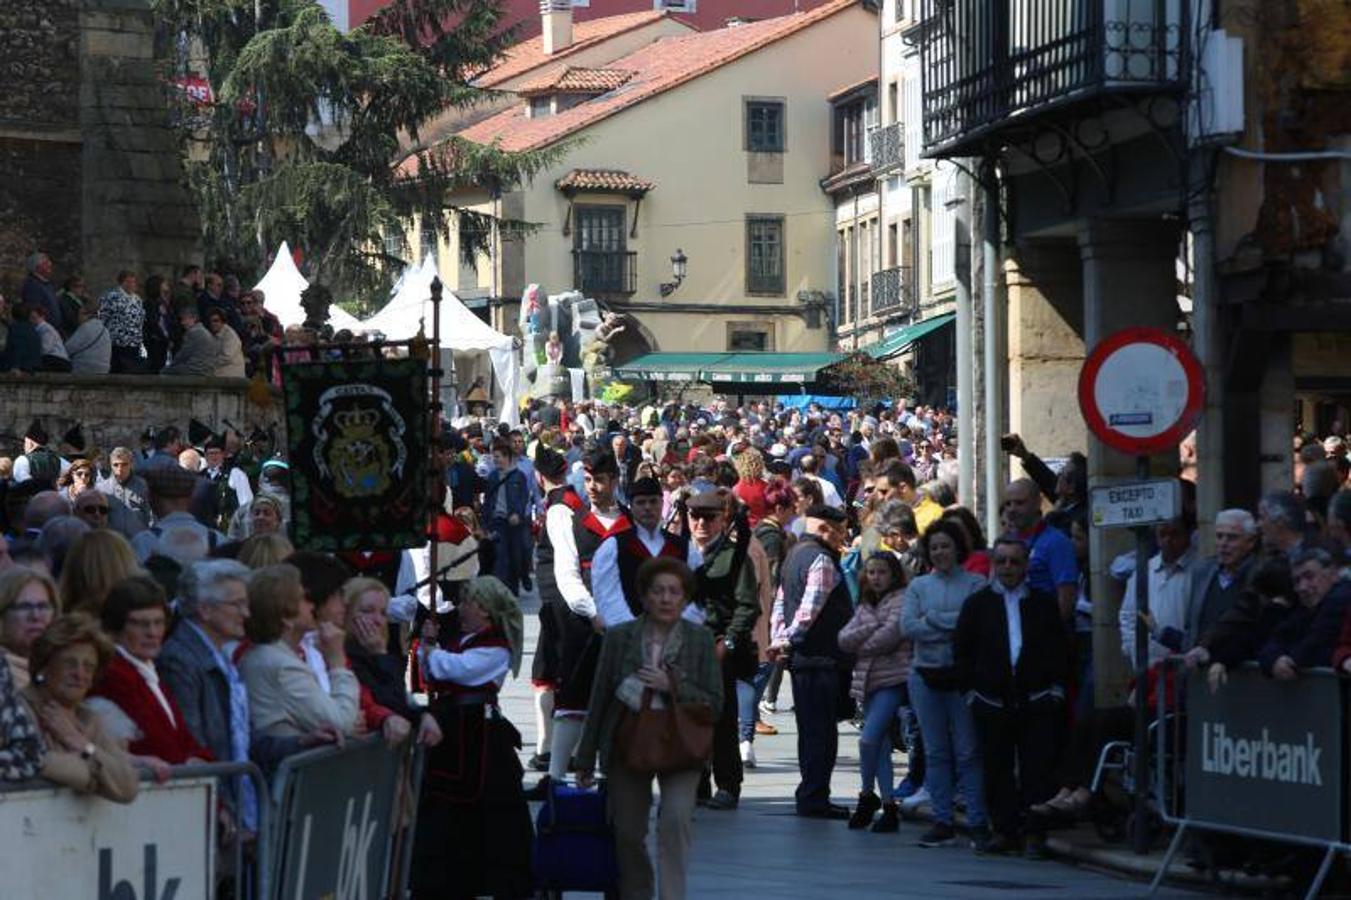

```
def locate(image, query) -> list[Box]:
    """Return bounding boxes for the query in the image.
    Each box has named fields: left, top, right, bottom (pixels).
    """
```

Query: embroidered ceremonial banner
left=283, top=356, right=429, bottom=550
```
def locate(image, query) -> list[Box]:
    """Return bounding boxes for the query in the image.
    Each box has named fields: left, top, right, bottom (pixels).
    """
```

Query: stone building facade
left=0, top=0, right=200, bottom=295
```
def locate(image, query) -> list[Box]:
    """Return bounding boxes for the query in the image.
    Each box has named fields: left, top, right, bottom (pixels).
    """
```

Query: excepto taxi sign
left=1090, top=478, right=1181, bottom=529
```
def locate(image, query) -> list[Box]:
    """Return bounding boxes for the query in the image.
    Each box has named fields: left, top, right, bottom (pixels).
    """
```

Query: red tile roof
left=476, top=10, right=681, bottom=88
left=455, top=0, right=863, bottom=154
left=556, top=169, right=655, bottom=193
left=519, top=67, right=635, bottom=96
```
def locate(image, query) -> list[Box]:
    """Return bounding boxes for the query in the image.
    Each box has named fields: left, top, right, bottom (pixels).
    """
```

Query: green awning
left=865, top=312, right=956, bottom=360
left=613, top=351, right=847, bottom=385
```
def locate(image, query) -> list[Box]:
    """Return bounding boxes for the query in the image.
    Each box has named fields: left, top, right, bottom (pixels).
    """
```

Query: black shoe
left=1024, top=835, right=1052, bottom=860
left=523, top=775, right=551, bottom=801
left=798, top=803, right=851, bottom=820
left=527, top=752, right=551, bottom=772
left=917, top=822, right=956, bottom=847
left=870, top=802, right=900, bottom=833
left=706, top=790, right=739, bottom=810
left=848, top=791, right=881, bottom=830
left=970, top=826, right=1007, bottom=855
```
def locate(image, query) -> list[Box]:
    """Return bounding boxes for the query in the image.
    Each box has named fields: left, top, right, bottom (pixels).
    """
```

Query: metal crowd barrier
left=1150, top=658, right=1348, bottom=900
left=0, top=758, right=269, bottom=898
left=268, top=734, right=426, bottom=900
left=1, top=737, right=425, bottom=899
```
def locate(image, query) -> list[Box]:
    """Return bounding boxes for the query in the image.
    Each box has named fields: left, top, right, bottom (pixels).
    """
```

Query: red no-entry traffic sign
left=1077, top=327, right=1204, bottom=456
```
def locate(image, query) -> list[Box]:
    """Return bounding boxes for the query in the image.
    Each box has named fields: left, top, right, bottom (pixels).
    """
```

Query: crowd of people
left=1, top=393, right=1350, bottom=898
left=0, top=252, right=286, bottom=379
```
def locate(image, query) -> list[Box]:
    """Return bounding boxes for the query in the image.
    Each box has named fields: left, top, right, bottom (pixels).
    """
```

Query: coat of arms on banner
left=282, top=357, right=429, bottom=550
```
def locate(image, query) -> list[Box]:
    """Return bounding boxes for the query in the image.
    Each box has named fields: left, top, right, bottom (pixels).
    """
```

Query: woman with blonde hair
left=59, top=529, right=142, bottom=616
left=237, top=532, right=295, bottom=569
left=0, top=566, right=59, bottom=687
left=18, top=613, right=139, bottom=801
left=732, top=447, right=769, bottom=525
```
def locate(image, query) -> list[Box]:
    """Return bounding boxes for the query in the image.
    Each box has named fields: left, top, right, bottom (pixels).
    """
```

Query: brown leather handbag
left=615, top=672, right=715, bottom=774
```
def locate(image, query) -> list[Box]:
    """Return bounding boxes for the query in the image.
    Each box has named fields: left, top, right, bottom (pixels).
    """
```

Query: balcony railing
left=573, top=250, right=637, bottom=296
left=918, top=0, right=1187, bottom=157
left=869, top=123, right=903, bottom=174
left=870, top=265, right=913, bottom=316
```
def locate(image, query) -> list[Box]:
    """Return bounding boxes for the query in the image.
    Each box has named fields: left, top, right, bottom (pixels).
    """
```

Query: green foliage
left=156, top=0, right=558, bottom=309
left=821, top=353, right=913, bottom=405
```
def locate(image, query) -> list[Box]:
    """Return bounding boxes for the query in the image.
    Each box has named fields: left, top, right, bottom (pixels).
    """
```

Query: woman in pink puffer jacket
left=838, top=552, right=912, bottom=832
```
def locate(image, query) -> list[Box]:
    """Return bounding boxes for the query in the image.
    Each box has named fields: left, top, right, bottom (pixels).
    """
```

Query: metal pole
left=981, top=168, right=1004, bottom=539
left=955, top=167, right=975, bottom=506
left=428, top=277, right=444, bottom=620
left=1133, top=452, right=1151, bottom=854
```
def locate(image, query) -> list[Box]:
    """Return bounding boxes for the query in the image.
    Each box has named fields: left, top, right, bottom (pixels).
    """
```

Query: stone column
left=1005, top=238, right=1084, bottom=467
left=1078, top=218, right=1182, bottom=706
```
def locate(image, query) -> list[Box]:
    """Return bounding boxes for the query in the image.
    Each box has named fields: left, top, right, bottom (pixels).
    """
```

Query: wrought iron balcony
left=573, top=250, right=637, bottom=296
left=918, top=0, right=1187, bottom=157
left=870, top=266, right=913, bottom=316
left=869, top=123, right=903, bottom=174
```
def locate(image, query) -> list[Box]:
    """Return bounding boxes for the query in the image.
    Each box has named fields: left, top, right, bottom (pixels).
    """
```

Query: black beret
left=686, top=488, right=729, bottom=512
left=804, top=503, right=847, bottom=523
left=629, top=476, right=661, bottom=498
left=533, top=445, right=568, bottom=480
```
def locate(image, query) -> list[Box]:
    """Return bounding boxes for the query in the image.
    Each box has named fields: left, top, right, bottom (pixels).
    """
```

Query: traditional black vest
left=615, top=527, right=688, bottom=617
left=423, top=627, right=512, bottom=701
left=536, top=486, right=584, bottom=604
left=574, top=505, right=632, bottom=591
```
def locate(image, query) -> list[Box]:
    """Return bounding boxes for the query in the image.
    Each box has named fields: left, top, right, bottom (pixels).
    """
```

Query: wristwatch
left=80, top=742, right=96, bottom=761
left=722, top=637, right=736, bottom=653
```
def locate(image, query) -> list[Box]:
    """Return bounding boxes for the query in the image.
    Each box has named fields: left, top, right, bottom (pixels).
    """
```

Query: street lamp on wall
left=659, top=248, right=688, bottom=297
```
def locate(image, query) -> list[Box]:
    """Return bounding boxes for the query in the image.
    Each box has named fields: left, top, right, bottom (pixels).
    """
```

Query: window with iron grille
left=383, top=230, right=408, bottom=265
left=745, top=100, right=785, bottom=152
left=574, top=206, right=628, bottom=294
left=746, top=215, right=785, bottom=295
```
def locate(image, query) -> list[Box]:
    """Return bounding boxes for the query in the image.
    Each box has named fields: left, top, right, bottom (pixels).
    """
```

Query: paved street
left=501, top=592, right=1202, bottom=899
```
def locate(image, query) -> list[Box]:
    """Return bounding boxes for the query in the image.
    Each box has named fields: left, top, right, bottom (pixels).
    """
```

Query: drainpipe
left=982, top=167, right=1004, bottom=540
left=1190, top=154, right=1220, bottom=550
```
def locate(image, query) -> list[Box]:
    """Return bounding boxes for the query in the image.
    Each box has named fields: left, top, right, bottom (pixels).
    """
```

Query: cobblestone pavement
left=502, top=591, right=1201, bottom=899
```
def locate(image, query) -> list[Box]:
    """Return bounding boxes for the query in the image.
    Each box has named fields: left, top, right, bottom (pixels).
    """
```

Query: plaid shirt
left=770, top=554, right=838, bottom=647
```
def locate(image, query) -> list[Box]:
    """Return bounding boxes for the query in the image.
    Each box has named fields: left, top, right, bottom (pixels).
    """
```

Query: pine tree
left=156, top=0, right=564, bottom=314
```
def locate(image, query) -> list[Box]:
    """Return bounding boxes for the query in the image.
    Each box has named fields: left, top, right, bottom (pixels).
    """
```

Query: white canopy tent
left=252, top=241, right=364, bottom=332
left=362, top=257, right=520, bottom=426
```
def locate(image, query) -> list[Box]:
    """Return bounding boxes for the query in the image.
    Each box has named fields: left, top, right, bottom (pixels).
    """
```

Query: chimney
left=541, top=0, right=573, bottom=55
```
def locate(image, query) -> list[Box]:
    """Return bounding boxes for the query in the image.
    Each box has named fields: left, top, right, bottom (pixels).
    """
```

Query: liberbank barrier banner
left=1185, top=665, right=1343, bottom=842
left=282, top=355, right=430, bottom=551
left=0, top=776, right=214, bottom=897
left=272, top=737, right=409, bottom=900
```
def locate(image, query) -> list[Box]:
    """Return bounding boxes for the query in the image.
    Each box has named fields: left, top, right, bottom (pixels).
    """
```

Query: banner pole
left=428, top=277, right=444, bottom=621
left=1133, top=452, right=1151, bottom=854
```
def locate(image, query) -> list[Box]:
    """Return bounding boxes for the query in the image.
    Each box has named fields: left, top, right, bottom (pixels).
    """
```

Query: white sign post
left=1090, top=478, right=1182, bottom=529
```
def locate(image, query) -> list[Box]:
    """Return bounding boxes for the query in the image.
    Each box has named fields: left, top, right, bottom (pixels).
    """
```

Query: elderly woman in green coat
left=576, top=557, right=722, bottom=900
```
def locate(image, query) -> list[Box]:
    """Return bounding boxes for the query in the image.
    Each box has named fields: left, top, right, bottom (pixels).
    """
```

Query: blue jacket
left=483, top=466, right=530, bottom=522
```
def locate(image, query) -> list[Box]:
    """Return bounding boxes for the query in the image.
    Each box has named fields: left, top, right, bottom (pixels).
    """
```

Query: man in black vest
left=542, top=448, right=630, bottom=786
left=689, top=487, right=760, bottom=811
left=954, top=537, right=1070, bottom=856
left=526, top=445, right=573, bottom=774
left=770, top=503, right=853, bottom=819
left=591, top=476, right=702, bottom=624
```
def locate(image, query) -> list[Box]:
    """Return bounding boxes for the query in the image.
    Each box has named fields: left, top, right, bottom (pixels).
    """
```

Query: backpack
left=25, top=447, right=62, bottom=485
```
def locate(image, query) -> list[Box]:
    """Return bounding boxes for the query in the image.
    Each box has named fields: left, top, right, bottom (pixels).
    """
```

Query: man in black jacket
left=955, top=537, right=1070, bottom=855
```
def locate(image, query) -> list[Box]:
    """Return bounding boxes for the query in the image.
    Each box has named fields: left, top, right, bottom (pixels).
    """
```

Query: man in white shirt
left=799, top=453, right=844, bottom=509
left=1118, top=516, right=1197, bottom=670
left=591, top=477, right=702, bottom=627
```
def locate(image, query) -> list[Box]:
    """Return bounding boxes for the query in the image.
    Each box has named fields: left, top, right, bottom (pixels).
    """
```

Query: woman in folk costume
left=410, top=576, right=534, bottom=900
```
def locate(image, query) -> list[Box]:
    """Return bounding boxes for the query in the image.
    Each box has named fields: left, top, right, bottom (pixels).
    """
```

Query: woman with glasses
left=0, top=567, right=59, bottom=687
left=89, top=574, right=211, bottom=780
left=56, top=458, right=98, bottom=508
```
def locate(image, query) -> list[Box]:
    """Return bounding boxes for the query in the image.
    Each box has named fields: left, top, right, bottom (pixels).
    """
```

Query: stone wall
left=0, top=0, right=200, bottom=294
left=0, top=374, right=284, bottom=459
